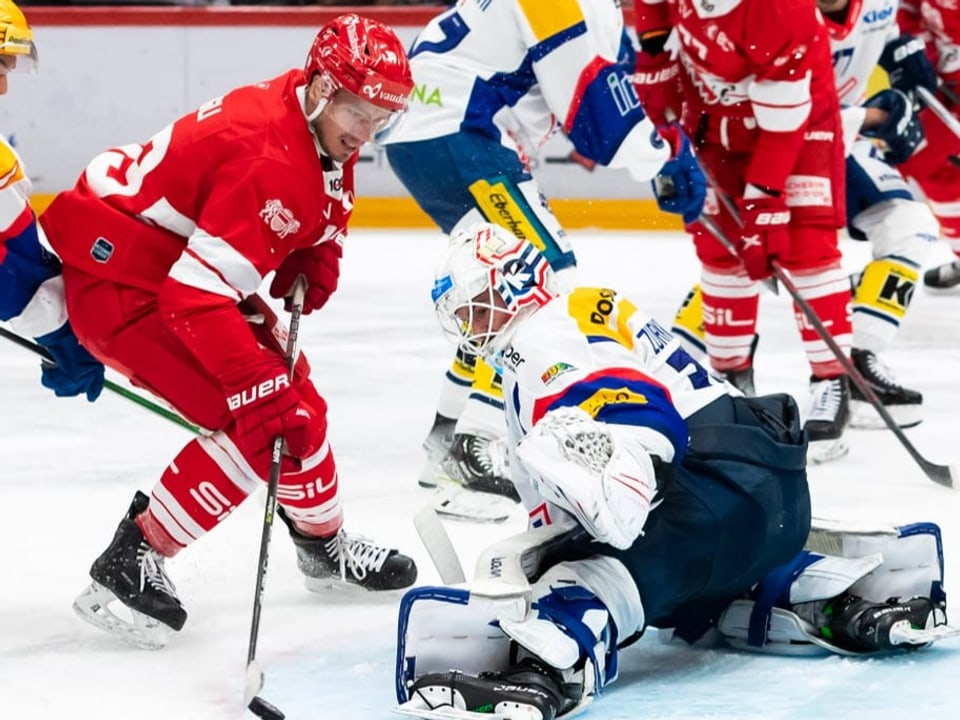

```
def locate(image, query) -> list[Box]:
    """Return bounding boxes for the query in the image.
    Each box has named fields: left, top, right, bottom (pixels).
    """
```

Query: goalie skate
left=399, top=662, right=573, bottom=720
left=73, top=581, right=170, bottom=650
left=430, top=484, right=516, bottom=524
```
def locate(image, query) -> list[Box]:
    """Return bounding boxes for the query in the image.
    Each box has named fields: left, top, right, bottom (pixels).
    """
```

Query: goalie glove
left=516, top=407, right=658, bottom=550
left=861, top=89, right=925, bottom=165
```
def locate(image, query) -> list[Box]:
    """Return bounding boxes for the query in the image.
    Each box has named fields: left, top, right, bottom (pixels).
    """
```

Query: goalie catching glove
left=516, top=406, right=659, bottom=550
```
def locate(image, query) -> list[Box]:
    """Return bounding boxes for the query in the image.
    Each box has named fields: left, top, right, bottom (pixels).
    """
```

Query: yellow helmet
left=0, top=0, right=36, bottom=73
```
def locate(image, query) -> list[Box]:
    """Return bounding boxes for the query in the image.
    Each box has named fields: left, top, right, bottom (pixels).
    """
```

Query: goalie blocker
left=395, top=521, right=955, bottom=720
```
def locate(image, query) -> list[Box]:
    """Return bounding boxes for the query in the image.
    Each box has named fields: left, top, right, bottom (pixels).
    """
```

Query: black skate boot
left=849, top=348, right=923, bottom=429
left=406, top=659, right=578, bottom=720
left=417, top=413, right=457, bottom=489
left=716, top=335, right=758, bottom=396
left=73, top=491, right=186, bottom=649
left=279, top=508, right=417, bottom=592
left=803, top=375, right=850, bottom=464
left=823, top=593, right=935, bottom=653
left=438, top=433, right=520, bottom=502
left=923, top=260, right=960, bottom=290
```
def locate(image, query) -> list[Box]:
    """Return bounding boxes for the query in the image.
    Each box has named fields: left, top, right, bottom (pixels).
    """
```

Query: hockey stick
left=244, top=274, right=308, bottom=720
left=0, top=324, right=202, bottom=434
left=916, top=86, right=960, bottom=143
left=696, top=189, right=958, bottom=488
left=413, top=503, right=467, bottom=584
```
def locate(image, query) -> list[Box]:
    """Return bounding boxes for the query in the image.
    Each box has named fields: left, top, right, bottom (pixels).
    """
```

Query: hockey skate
left=923, top=259, right=960, bottom=291
left=73, top=491, right=186, bottom=649
left=823, top=594, right=943, bottom=653
left=279, top=510, right=417, bottom=592
left=418, top=413, right=457, bottom=489
left=399, top=660, right=578, bottom=720
left=803, top=375, right=850, bottom=464
left=849, top=349, right=922, bottom=429
left=420, top=426, right=520, bottom=524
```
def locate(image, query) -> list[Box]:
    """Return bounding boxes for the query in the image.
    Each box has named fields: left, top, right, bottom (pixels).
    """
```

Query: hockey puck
left=248, top=696, right=285, bottom=720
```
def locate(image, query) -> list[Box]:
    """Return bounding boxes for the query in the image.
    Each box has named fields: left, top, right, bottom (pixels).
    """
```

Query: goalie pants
left=58, top=267, right=343, bottom=555
left=567, top=393, right=810, bottom=642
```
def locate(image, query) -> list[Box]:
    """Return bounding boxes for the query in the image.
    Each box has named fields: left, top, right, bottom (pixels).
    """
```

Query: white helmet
left=431, top=223, right=558, bottom=361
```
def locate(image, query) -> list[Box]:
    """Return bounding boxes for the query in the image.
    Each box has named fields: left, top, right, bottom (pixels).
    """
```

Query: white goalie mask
left=431, top=223, right=558, bottom=362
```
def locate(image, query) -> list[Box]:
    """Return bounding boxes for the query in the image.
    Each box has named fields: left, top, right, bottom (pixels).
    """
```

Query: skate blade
left=396, top=691, right=509, bottom=719
left=849, top=400, right=922, bottom=430
left=431, top=485, right=515, bottom=524
left=807, top=437, right=849, bottom=464
left=889, top=621, right=960, bottom=648
left=73, top=582, right=170, bottom=650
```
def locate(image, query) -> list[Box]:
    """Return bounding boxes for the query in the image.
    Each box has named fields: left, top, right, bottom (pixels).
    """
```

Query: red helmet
left=304, top=14, right=413, bottom=113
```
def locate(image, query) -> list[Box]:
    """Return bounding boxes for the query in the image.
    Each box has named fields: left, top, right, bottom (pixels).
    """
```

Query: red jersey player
left=634, top=0, right=854, bottom=462
left=41, top=14, right=418, bottom=648
left=898, top=0, right=960, bottom=289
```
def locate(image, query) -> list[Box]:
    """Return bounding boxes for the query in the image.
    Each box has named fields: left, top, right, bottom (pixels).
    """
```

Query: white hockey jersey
left=498, top=286, right=728, bottom=525
left=821, top=0, right=901, bottom=153
left=382, top=0, right=669, bottom=179
left=825, top=0, right=900, bottom=107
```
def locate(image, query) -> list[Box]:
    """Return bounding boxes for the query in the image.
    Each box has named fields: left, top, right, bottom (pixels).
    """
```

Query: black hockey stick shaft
left=0, top=324, right=201, bottom=433
left=696, top=183, right=954, bottom=487
left=244, top=275, right=307, bottom=717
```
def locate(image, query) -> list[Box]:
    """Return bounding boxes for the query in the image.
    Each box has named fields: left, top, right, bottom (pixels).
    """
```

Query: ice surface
left=2, top=230, right=959, bottom=719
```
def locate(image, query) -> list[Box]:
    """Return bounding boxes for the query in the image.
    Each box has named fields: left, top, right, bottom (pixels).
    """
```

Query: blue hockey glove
left=862, top=89, right=925, bottom=165
left=879, top=34, right=937, bottom=94
left=651, top=124, right=706, bottom=225
left=35, top=322, right=105, bottom=402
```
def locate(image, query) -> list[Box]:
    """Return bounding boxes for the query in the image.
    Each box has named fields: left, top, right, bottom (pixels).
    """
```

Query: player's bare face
left=454, top=289, right=512, bottom=348
left=314, top=89, right=396, bottom=163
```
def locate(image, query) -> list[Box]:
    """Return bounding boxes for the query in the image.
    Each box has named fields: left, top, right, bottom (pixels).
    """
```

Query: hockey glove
left=861, top=89, right=925, bottom=165
left=735, top=192, right=790, bottom=281
left=227, top=366, right=325, bottom=470
left=651, top=124, right=706, bottom=225
left=35, top=321, right=105, bottom=402
left=633, top=45, right=682, bottom=127
left=517, top=407, right=658, bottom=550
left=879, top=34, right=937, bottom=94
left=269, top=239, right=342, bottom=315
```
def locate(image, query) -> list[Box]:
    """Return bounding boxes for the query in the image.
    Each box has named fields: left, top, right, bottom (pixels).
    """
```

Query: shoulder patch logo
left=541, top=362, right=576, bottom=385
left=259, top=199, right=301, bottom=239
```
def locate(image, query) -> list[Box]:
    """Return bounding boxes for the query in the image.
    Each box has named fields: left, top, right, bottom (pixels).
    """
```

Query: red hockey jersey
left=42, top=69, right=353, bottom=388
left=636, top=0, right=840, bottom=192
left=899, top=0, right=960, bottom=83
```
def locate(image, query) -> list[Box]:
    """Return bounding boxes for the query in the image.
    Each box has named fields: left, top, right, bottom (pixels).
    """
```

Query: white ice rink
left=3, top=229, right=960, bottom=720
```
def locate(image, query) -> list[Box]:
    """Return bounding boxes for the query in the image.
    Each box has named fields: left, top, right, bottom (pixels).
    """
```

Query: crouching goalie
left=394, top=223, right=957, bottom=720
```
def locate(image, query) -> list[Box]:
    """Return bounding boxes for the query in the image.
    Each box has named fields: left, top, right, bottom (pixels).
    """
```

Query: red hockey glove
left=269, top=239, right=342, bottom=315
left=735, top=194, right=791, bottom=281
left=633, top=50, right=683, bottom=127
left=227, top=366, right=325, bottom=468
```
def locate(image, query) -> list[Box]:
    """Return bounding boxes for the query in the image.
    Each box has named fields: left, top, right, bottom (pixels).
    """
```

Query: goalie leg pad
left=719, top=520, right=950, bottom=655
left=395, top=586, right=526, bottom=704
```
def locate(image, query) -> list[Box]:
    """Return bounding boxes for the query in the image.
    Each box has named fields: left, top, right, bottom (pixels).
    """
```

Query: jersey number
left=409, top=10, right=470, bottom=59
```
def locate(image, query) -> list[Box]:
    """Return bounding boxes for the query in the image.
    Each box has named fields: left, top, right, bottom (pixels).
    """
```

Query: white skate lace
left=806, top=378, right=843, bottom=422
left=137, top=544, right=178, bottom=597
left=325, top=531, right=391, bottom=581
left=860, top=351, right=903, bottom=390
left=471, top=436, right=510, bottom=477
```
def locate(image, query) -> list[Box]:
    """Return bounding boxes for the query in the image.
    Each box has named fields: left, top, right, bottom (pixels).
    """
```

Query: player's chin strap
left=395, top=524, right=639, bottom=714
